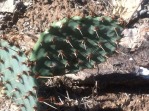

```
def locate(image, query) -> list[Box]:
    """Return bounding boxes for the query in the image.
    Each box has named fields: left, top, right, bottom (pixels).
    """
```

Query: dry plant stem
left=66, top=90, right=70, bottom=100
left=41, top=101, right=58, bottom=110
left=37, top=76, right=54, bottom=79
left=58, top=96, right=64, bottom=104
left=56, top=91, right=70, bottom=100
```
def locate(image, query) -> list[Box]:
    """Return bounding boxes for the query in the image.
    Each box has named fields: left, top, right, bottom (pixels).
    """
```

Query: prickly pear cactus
left=30, top=16, right=124, bottom=76
left=0, top=37, right=38, bottom=111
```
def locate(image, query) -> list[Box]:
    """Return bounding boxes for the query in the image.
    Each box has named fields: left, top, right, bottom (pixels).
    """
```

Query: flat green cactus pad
left=0, top=38, right=38, bottom=111
left=30, top=16, right=124, bottom=76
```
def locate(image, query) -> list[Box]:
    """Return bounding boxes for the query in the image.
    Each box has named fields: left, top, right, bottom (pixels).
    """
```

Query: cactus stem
left=29, top=15, right=123, bottom=80
left=76, top=25, right=83, bottom=36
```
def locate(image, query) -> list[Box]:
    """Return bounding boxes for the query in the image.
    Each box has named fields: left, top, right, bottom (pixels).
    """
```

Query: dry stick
left=58, top=96, right=64, bottom=105
left=56, top=91, right=70, bottom=100
left=66, top=90, right=70, bottom=100
left=37, top=76, right=54, bottom=79
left=127, top=0, right=143, bottom=25
left=41, top=101, right=58, bottom=110
left=82, top=98, right=87, bottom=110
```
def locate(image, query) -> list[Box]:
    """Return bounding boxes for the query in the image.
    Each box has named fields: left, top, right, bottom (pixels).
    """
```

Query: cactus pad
left=0, top=37, right=38, bottom=111
left=30, top=16, right=124, bottom=76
